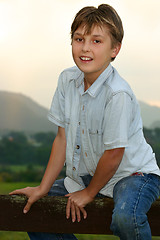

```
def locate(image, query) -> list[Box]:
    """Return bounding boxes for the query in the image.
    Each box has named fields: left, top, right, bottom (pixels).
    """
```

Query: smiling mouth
left=80, top=56, right=93, bottom=61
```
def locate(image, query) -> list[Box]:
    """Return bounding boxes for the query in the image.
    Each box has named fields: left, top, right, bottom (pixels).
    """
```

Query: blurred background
left=0, top=0, right=160, bottom=239
left=0, top=0, right=160, bottom=108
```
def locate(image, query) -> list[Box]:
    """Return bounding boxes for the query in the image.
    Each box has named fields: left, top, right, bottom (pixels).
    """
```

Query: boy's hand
left=65, top=188, right=94, bottom=222
left=9, top=186, right=46, bottom=214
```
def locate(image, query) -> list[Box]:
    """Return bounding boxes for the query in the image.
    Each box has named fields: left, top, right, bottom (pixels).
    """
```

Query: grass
left=0, top=231, right=29, bottom=240
left=0, top=232, right=119, bottom=240
left=0, top=232, right=160, bottom=240
left=0, top=182, right=160, bottom=240
left=0, top=164, right=44, bottom=172
left=0, top=182, right=40, bottom=194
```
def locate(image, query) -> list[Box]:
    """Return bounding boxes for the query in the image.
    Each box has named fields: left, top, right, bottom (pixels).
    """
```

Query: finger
left=66, top=199, right=71, bottom=219
left=75, top=205, right=81, bottom=222
left=23, top=198, right=33, bottom=214
left=65, top=193, right=71, bottom=197
left=9, top=189, right=25, bottom=195
left=80, top=207, right=87, bottom=219
left=71, top=201, right=76, bottom=222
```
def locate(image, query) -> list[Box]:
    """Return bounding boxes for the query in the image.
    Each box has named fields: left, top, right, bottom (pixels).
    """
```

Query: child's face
left=72, top=24, right=120, bottom=82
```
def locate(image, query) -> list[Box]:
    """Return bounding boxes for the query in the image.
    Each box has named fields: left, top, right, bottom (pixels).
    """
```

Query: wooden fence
left=0, top=195, right=159, bottom=236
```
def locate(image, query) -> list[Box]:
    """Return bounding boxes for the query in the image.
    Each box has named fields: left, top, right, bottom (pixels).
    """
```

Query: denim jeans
left=28, top=174, right=160, bottom=240
left=110, top=173, right=160, bottom=240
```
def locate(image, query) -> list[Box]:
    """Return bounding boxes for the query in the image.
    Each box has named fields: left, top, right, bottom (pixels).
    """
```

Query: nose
left=82, top=40, right=91, bottom=52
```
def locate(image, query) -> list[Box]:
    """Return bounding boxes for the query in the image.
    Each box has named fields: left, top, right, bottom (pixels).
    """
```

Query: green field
left=0, top=182, right=40, bottom=195
left=0, top=232, right=160, bottom=240
left=0, top=231, right=120, bottom=240
left=0, top=182, right=160, bottom=240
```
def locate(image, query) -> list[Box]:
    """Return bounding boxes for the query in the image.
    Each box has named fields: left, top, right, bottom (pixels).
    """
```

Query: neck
left=84, top=73, right=98, bottom=91
left=84, top=78, right=92, bottom=91
left=83, top=63, right=110, bottom=91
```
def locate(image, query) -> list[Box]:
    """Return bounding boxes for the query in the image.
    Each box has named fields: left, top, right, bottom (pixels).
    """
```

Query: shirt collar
left=75, top=64, right=113, bottom=97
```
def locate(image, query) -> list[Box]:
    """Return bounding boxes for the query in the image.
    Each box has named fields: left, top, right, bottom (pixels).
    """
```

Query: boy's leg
left=28, top=233, right=77, bottom=240
left=110, top=174, right=160, bottom=240
left=28, top=179, right=78, bottom=240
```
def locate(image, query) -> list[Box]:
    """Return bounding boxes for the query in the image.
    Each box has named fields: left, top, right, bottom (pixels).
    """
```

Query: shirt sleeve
left=103, top=92, right=132, bottom=150
left=48, top=72, right=65, bottom=128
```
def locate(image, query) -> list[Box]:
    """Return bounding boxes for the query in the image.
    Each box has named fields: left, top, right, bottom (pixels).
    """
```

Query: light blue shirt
left=48, top=64, right=160, bottom=197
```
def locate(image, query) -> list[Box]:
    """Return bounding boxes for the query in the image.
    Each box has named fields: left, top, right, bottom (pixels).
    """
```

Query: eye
left=93, top=40, right=101, bottom=44
left=76, top=38, right=83, bottom=42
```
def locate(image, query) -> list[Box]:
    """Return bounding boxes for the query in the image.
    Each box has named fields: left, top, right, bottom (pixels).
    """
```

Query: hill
left=0, top=91, right=160, bottom=134
left=0, top=91, right=57, bottom=134
left=139, top=101, right=160, bottom=129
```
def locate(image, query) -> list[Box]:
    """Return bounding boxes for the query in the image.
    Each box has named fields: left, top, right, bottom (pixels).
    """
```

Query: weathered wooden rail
left=0, top=195, right=160, bottom=236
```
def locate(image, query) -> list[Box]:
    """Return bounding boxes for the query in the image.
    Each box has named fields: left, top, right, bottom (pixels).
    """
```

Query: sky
left=0, top=0, right=160, bottom=109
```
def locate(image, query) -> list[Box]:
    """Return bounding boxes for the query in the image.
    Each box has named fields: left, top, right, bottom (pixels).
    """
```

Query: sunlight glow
left=76, top=0, right=120, bottom=13
left=0, top=0, right=160, bottom=108
left=147, top=101, right=160, bottom=108
left=80, top=0, right=119, bottom=8
left=0, top=3, right=10, bottom=42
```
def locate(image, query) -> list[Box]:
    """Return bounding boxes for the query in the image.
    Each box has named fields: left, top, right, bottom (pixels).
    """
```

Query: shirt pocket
left=89, top=129, right=103, bottom=156
left=65, top=117, right=70, bottom=139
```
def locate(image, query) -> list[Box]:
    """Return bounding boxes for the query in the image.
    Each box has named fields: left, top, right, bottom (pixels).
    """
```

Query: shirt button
left=85, top=152, right=88, bottom=157
left=82, top=129, right=84, bottom=134
left=82, top=105, right=85, bottom=110
left=72, top=167, right=76, bottom=171
left=76, top=145, right=80, bottom=149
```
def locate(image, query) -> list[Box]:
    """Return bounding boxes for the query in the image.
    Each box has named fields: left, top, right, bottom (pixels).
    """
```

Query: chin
left=76, top=64, right=94, bottom=73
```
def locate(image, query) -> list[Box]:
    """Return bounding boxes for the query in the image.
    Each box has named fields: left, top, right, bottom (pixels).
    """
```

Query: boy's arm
left=85, top=147, right=124, bottom=197
left=39, top=126, right=66, bottom=194
left=66, top=147, right=124, bottom=222
left=10, top=126, right=66, bottom=213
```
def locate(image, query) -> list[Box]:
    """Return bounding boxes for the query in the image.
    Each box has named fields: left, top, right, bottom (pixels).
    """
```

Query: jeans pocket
left=148, top=174, right=160, bottom=197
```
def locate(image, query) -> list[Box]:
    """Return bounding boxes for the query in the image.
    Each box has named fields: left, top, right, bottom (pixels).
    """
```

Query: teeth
left=80, top=57, right=92, bottom=61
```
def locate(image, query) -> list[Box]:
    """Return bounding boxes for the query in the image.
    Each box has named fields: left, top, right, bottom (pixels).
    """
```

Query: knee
left=111, top=208, right=150, bottom=239
left=111, top=209, right=134, bottom=234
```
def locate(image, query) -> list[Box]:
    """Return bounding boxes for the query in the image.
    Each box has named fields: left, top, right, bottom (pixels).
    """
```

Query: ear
left=111, top=43, right=121, bottom=58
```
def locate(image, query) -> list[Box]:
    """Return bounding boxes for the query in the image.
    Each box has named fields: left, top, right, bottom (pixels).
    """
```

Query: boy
left=10, top=4, right=160, bottom=240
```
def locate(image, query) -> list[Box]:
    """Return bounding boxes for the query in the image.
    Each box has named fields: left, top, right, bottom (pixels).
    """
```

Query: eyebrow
left=74, top=32, right=104, bottom=38
left=73, top=32, right=84, bottom=37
